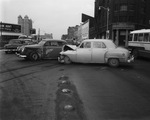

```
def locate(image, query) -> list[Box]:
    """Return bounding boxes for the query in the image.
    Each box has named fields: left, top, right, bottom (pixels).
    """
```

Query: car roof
left=42, top=39, right=66, bottom=42
left=83, top=39, right=113, bottom=43
left=10, top=39, right=31, bottom=41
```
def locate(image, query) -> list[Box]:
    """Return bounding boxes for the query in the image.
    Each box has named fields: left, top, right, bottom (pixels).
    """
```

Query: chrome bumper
left=58, top=56, right=64, bottom=63
left=16, top=53, right=27, bottom=58
left=127, top=55, right=134, bottom=63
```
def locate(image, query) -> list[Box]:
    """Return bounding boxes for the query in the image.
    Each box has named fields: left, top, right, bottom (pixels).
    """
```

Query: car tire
left=108, top=58, right=119, bottom=67
left=64, top=56, right=71, bottom=64
left=30, top=52, right=39, bottom=61
left=132, top=49, right=139, bottom=59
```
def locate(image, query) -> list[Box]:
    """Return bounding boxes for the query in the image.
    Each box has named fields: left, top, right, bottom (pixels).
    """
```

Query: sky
left=0, top=0, right=94, bottom=39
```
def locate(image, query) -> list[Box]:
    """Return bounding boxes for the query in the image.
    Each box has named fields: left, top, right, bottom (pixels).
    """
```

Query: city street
left=0, top=51, right=150, bottom=120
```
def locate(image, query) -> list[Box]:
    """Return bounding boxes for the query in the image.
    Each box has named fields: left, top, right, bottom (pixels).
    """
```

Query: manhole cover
left=64, top=105, right=74, bottom=111
left=62, top=89, right=71, bottom=93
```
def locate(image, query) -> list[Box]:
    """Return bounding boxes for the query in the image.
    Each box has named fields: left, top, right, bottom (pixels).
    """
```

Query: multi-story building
left=67, top=25, right=79, bottom=40
left=18, top=15, right=35, bottom=36
left=94, top=0, right=150, bottom=46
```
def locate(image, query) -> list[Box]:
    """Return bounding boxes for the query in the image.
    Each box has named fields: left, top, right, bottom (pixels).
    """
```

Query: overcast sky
left=0, top=0, right=94, bottom=39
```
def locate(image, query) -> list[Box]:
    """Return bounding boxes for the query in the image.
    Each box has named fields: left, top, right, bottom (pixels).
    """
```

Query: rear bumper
left=127, top=55, right=134, bottom=63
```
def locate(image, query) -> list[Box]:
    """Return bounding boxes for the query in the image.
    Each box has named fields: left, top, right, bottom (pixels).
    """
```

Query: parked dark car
left=4, top=39, right=33, bottom=54
left=16, top=39, right=67, bottom=61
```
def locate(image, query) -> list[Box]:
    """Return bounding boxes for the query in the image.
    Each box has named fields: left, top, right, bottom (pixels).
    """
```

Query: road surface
left=0, top=51, right=150, bottom=120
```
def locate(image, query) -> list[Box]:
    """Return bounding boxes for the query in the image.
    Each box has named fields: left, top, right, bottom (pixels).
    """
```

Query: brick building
left=94, top=0, right=150, bottom=46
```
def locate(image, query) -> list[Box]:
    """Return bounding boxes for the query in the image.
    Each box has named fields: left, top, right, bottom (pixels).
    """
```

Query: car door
left=92, top=41, right=107, bottom=63
left=50, top=41, right=65, bottom=58
left=43, top=41, right=52, bottom=58
left=43, top=41, right=64, bottom=59
left=76, top=41, right=92, bottom=63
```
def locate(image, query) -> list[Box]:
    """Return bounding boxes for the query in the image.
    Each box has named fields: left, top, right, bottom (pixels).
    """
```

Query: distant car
left=16, top=39, right=67, bottom=61
left=4, top=39, right=33, bottom=54
left=58, top=39, right=134, bottom=67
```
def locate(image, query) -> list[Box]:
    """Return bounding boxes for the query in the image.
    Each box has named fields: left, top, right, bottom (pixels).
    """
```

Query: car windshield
left=38, top=40, right=46, bottom=45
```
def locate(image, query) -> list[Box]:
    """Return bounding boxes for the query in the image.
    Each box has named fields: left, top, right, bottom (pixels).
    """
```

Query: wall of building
left=18, top=15, right=33, bottom=36
left=94, top=0, right=150, bottom=46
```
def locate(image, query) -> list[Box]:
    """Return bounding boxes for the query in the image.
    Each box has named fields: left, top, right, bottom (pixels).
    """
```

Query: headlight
left=21, top=47, right=25, bottom=52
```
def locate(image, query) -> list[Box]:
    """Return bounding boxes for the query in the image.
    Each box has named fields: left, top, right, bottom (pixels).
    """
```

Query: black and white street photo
left=0, top=0, right=150, bottom=120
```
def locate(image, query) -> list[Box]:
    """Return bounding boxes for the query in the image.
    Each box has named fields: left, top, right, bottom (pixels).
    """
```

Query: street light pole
left=99, top=6, right=110, bottom=39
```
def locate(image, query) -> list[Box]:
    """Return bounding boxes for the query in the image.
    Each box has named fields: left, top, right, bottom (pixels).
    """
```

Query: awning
left=0, top=32, right=22, bottom=36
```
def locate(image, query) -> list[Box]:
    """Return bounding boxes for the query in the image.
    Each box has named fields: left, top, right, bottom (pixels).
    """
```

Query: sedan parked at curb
left=58, top=39, right=134, bottom=67
left=16, top=39, right=67, bottom=61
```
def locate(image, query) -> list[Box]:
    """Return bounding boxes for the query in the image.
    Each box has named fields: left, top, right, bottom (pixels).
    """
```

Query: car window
left=44, top=41, right=50, bottom=46
left=101, top=42, right=106, bottom=48
left=93, top=42, right=101, bottom=48
left=50, top=41, right=58, bottom=46
left=93, top=42, right=106, bottom=48
left=58, top=42, right=66, bottom=46
left=84, top=42, right=91, bottom=48
left=79, top=42, right=91, bottom=48
left=79, top=43, right=84, bottom=48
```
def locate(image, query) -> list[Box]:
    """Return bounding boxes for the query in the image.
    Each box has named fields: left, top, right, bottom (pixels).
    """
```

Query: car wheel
left=108, top=58, right=119, bottom=67
left=64, top=56, right=71, bottom=64
left=132, top=49, right=139, bottom=59
left=30, top=52, right=39, bottom=61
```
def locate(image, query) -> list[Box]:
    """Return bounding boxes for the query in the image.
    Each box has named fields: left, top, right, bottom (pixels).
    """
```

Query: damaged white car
left=58, top=39, right=134, bottom=67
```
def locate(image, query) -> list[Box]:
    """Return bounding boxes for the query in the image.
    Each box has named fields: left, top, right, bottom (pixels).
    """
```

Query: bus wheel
left=132, top=49, right=139, bottom=59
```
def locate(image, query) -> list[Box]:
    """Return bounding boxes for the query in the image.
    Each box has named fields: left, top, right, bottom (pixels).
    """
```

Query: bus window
left=138, top=33, right=143, bottom=41
left=134, top=34, right=138, bottom=41
left=143, top=33, right=149, bottom=42
left=129, top=34, right=133, bottom=41
left=128, top=29, right=150, bottom=59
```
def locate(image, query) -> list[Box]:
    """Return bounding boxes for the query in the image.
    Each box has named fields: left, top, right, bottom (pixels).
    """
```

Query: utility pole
left=99, top=6, right=110, bottom=39
left=0, top=22, right=2, bottom=41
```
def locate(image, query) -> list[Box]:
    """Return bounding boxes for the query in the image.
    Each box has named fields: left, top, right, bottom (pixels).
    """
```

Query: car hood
left=24, top=44, right=41, bottom=48
left=62, top=44, right=77, bottom=51
left=4, top=44, right=21, bottom=48
left=115, top=47, right=128, bottom=52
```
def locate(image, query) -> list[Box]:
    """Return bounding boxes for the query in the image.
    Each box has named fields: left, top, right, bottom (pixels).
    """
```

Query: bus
left=128, top=29, right=150, bottom=59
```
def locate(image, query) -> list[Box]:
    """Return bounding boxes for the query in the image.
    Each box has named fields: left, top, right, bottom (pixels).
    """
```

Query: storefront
left=0, top=22, right=22, bottom=48
left=111, top=23, right=134, bottom=47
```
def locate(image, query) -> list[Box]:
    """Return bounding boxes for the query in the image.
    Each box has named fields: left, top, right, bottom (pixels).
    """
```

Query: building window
left=114, top=4, right=119, bottom=11
left=140, top=7, right=146, bottom=14
left=114, top=16, right=119, bottom=22
left=119, top=16, right=127, bottom=22
left=129, top=4, right=135, bottom=11
left=120, top=5, right=128, bottom=11
left=128, top=16, right=134, bottom=22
